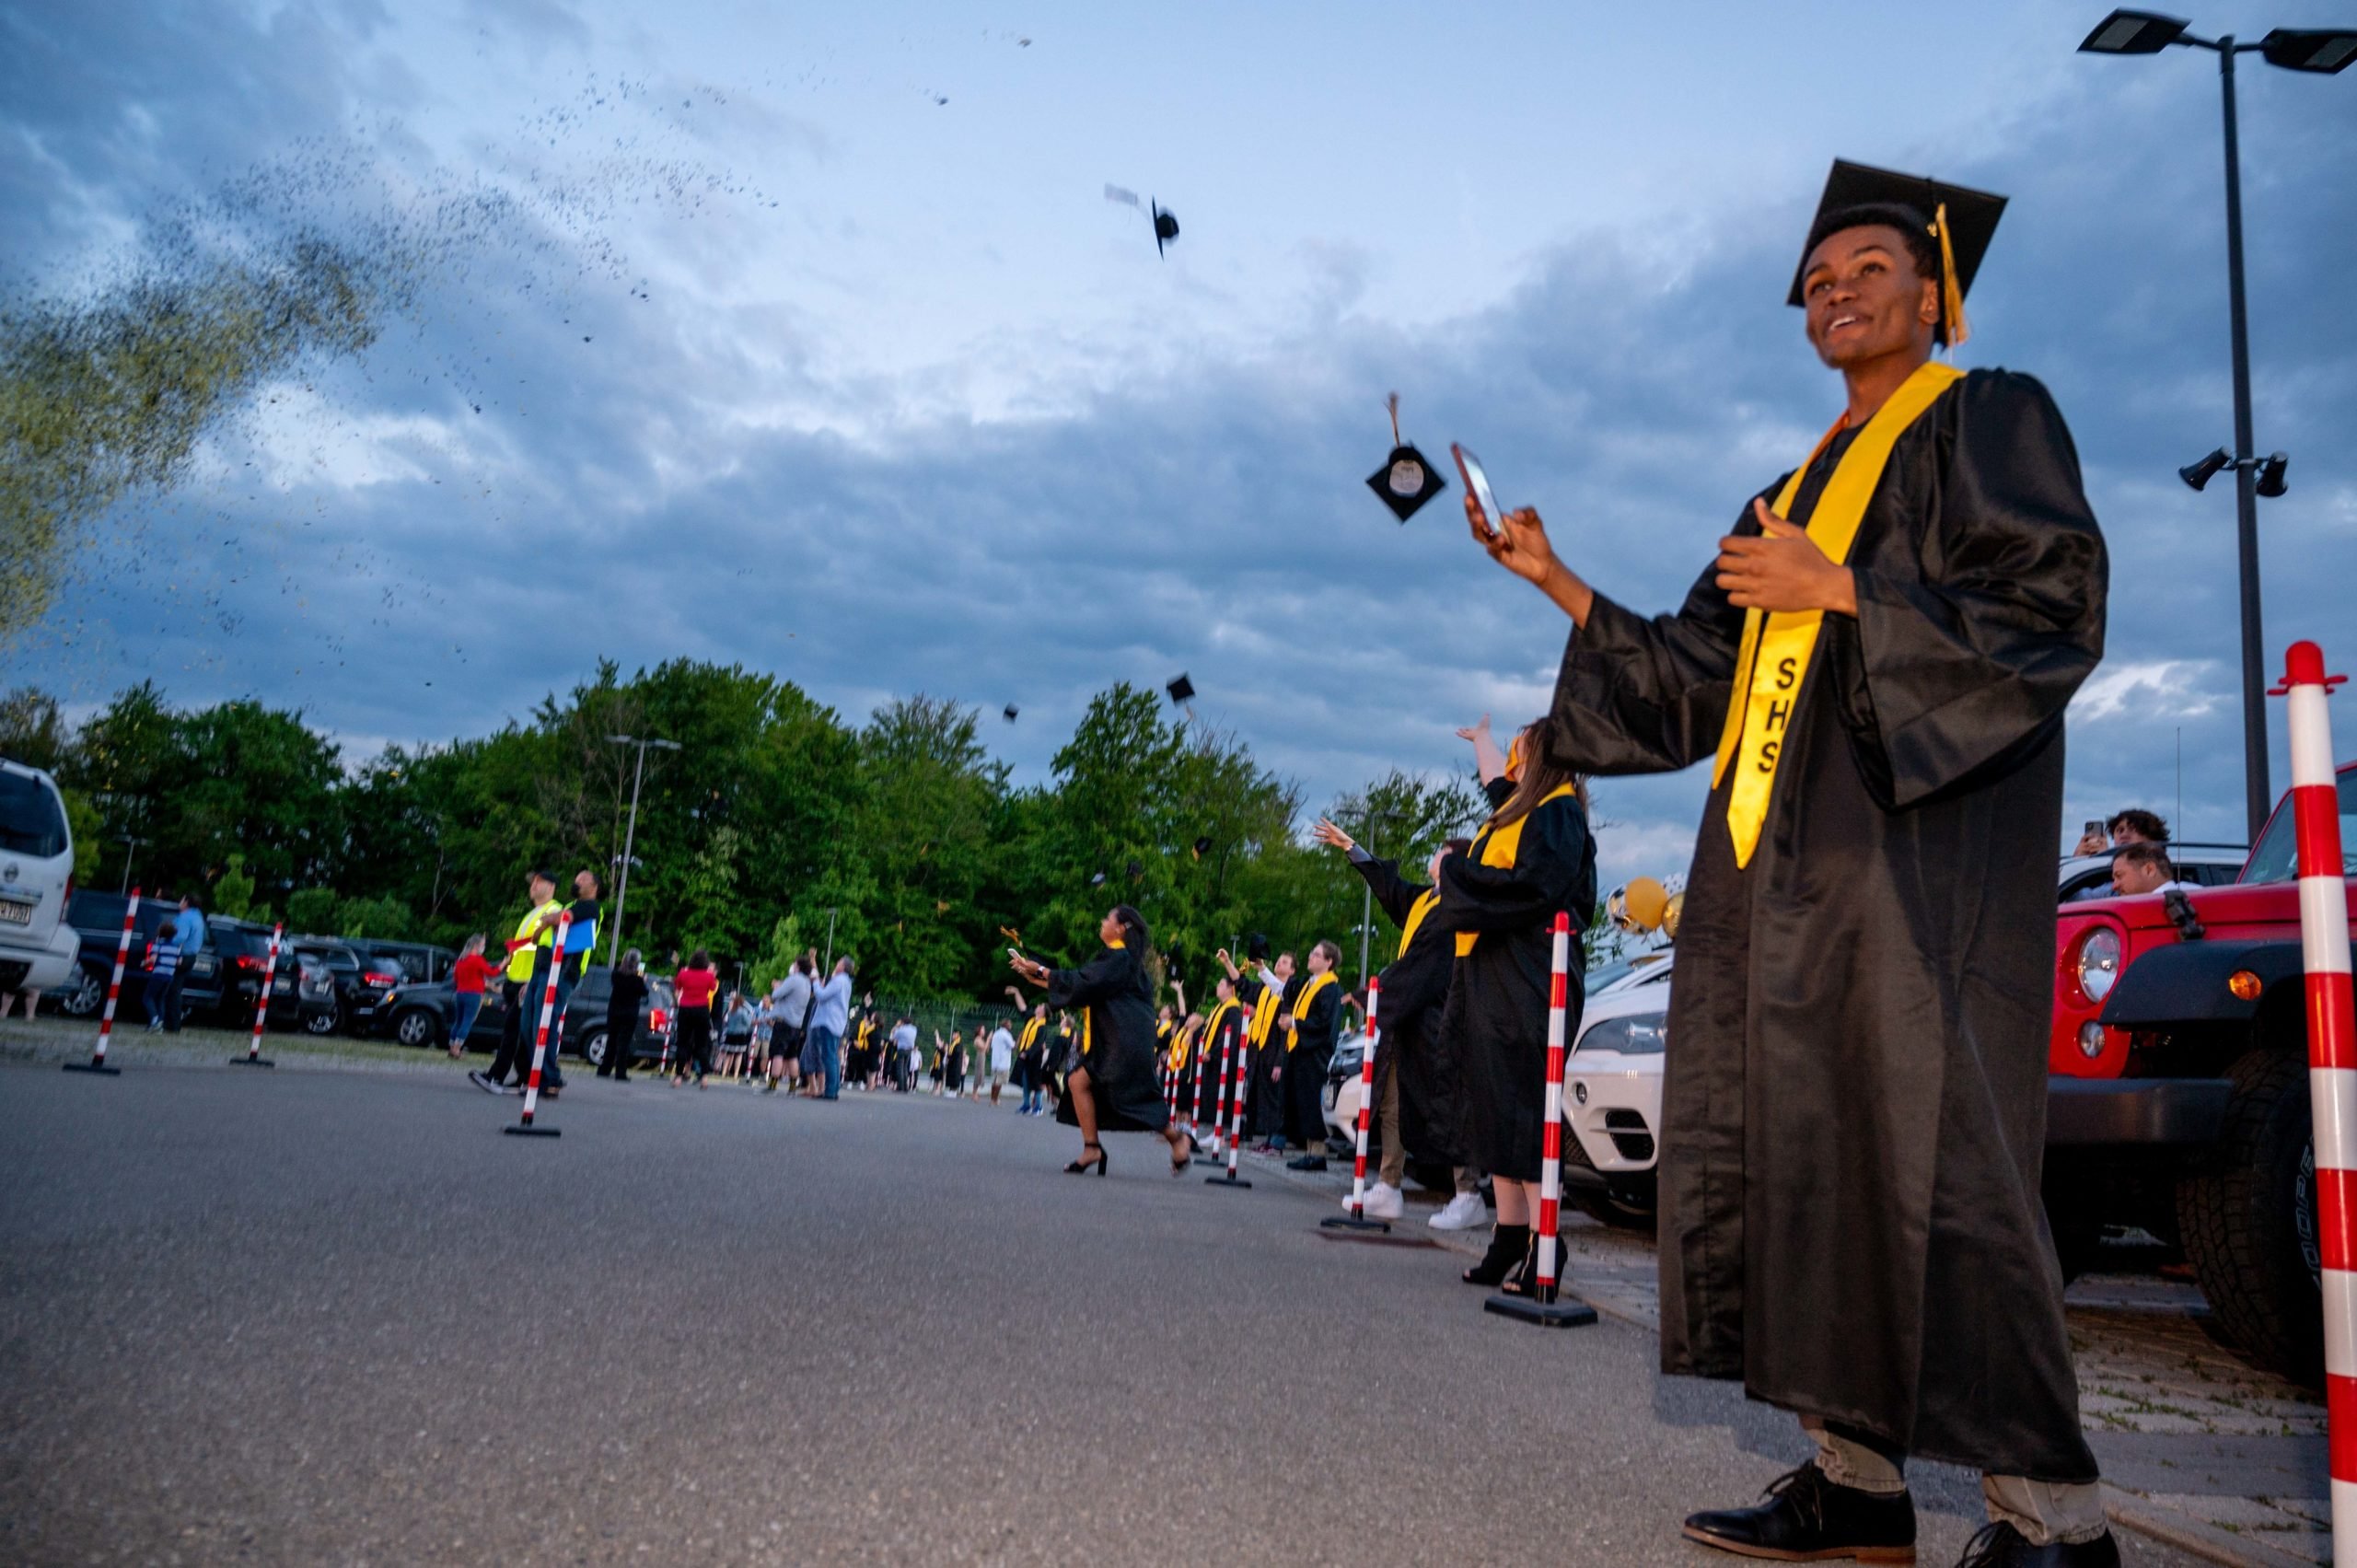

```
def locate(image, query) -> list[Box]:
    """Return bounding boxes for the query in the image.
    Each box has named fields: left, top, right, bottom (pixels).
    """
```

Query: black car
left=54, top=891, right=226, bottom=1021
left=351, top=938, right=456, bottom=985
left=261, top=948, right=343, bottom=1034
left=377, top=975, right=513, bottom=1051
left=563, top=966, right=676, bottom=1070
left=291, top=938, right=405, bottom=1034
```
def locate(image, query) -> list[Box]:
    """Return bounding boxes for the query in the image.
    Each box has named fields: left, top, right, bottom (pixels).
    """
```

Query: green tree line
left=1, top=666, right=1493, bottom=1004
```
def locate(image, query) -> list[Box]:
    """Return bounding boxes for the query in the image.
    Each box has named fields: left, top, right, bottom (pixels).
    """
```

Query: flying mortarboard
left=1003, top=703, right=1019, bottom=722
left=1105, top=184, right=1180, bottom=258
left=1191, top=836, right=1213, bottom=861
left=1165, top=673, right=1195, bottom=706
left=1790, top=159, right=2007, bottom=349
left=1364, top=393, right=1447, bottom=523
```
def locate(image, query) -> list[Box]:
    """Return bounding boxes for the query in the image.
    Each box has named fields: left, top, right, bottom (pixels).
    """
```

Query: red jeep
left=2043, top=761, right=2357, bottom=1384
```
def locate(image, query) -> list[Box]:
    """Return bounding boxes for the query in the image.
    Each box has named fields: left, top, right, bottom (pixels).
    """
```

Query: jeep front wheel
left=2177, top=1046, right=2322, bottom=1388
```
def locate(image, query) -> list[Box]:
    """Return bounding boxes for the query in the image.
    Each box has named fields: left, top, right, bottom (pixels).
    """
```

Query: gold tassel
left=1933, top=202, right=1969, bottom=350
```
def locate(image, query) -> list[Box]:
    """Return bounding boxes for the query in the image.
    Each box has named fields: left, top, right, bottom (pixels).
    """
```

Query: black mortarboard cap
left=1191, top=835, right=1213, bottom=861
left=1152, top=202, right=1178, bottom=257
left=1126, top=859, right=1144, bottom=881
left=1166, top=673, right=1194, bottom=706
left=1789, top=159, right=2006, bottom=348
left=1003, top=703, right=1019, bottom=722
left=1246, top=932, right=1270, bottom=962
left=1364, top=395, right=1446, bottom=522
left=1089, top=868, right=1109, bottom=888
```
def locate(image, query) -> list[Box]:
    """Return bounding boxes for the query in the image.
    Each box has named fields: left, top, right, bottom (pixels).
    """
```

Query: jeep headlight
left=1576, top=1015, right=1667, bottom=1055
left=2077, top=928, right=2121, bottom=1005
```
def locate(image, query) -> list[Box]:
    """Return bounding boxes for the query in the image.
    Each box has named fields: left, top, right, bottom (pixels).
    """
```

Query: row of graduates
left=1039, top=712, right=1597, bottom=1289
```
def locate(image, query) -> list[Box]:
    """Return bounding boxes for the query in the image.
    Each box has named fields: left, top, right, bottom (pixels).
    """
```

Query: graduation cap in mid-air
left=1003, top=703, right=1019, bottom=723
left=1364, top=393, right=1447, bottom=523
left=1191, top=836, right=1213, bottom=862
left=1791, top=159, right=2007, bottom=349
left=1165, top=673, right=1195, bottom=707
left=1105, top=184, right=1179, bottom=258
left=1089, top=868, right=1109, bottom=889
left=1126, top=859, right=1144, bottom=882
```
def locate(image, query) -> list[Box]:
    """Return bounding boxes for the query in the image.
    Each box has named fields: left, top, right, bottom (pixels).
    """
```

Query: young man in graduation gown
left=1275, top=941, right=1343, bottom=1170
left=1469, top=162, right=2114, bottom=1567
left=1312, top=819, right=1467, bottom=1219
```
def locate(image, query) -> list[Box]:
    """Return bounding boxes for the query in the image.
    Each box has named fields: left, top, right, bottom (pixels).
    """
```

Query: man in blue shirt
left=166, top=894, right=207, bottom=1033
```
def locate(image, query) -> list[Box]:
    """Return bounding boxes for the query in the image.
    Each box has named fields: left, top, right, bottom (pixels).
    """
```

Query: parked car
left=0, top=760, right=83, bottom=1002
left=566, top=966, right=677, bottom=1070
left=211, top=918, right=295, bottom=1026
left=2057, top=842, right=2247, bottom=902
left=1562, top=952, right=1676, bottom=1229
left=54, top=890, right=226, bottom=1021
left=376, top=974, right=513, bottom=1051
left=292, top=938, right=404, bottom=1034
left=351, top=939, right=456, bottom=985
left=2046, top=761, right=2357, bottom=1385
left=260, top=948, right=343, bottom=1033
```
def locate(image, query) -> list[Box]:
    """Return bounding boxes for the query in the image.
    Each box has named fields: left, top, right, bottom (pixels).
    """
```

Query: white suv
left=0, top=761, right=81, bottom=999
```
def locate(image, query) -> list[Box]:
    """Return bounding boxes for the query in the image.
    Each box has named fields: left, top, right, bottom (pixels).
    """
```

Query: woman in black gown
left=1434, top=715, right=1596, bottom=1293
left=1009, top=906, right=1192, bottom=1176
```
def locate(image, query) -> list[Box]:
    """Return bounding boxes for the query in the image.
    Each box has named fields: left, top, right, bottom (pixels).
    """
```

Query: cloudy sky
left=6, top=0, right=2353, bottom=882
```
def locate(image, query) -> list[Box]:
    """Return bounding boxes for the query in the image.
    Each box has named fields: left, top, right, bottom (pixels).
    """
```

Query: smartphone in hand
left=1451, top=444, right=1503, bottom=531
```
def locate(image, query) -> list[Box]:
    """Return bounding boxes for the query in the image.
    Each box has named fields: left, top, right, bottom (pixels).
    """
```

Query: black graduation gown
left=1432, top=788, right=1596, bottom=1183
left=1549, top=369, right=2106, bottom=1481
left=1351, top=855, right=1464, bottom=1167
left=1251, top=972, right=1300, bottom=1138
left=1280, top=976, right=1343, bottom=1149
left=1049, top=945, right=1168, bottom=1135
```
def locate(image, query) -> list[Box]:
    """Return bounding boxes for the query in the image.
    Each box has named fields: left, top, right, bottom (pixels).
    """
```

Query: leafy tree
left=0, top=686, right=68, bottom=771
left=213, top=853, right=266, bottom=923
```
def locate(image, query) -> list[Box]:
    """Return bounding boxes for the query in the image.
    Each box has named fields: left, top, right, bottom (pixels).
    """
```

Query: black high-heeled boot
left=1461, top=1223, right=1528, bottom=1286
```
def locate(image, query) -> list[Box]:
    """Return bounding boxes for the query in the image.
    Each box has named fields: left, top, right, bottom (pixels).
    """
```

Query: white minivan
left=0, top=759, right=82, bottom=998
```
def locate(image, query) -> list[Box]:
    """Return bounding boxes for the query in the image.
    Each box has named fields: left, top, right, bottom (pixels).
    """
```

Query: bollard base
left=63, top=1061, right=122, bottom=1075
left=1482, top=1290, right=1597, bottom=1328
left=503, top=1123, right=562, bottom=1138
left=1193, top=1154, right=1224, bottom=1166
left=229, top=1056, right=276, bottom=1068
left=1320, top=1214, right=1392, bottom=1234
left=1203, top=1173, right=1253, bottom=1190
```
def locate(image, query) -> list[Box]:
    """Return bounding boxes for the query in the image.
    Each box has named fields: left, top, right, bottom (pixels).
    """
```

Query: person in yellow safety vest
left=470, top=869, right=562, bottom=1096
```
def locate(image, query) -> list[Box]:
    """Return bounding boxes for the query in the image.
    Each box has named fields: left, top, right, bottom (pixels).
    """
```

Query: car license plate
left=0, top=900, right=30, bottom=926
left=274, top=978, right=292, bottom=993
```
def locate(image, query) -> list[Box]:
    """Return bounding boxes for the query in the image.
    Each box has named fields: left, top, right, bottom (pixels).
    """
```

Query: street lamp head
left=2178, top=447, right=2232, bottom=491
left=606, top=734, right=633, bottom=745
left=649, top=738, right=682, bottom=752
left=2256, top=451, right=2290, bottom=497
left=2080, top=9, right=2189, bottom=53
left=2259, top=28, right=2357, bottom=73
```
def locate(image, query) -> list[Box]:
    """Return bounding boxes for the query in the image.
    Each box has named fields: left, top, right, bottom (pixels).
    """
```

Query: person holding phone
left=1008, top=908, right=1192, bottom=1176
left=1465, top=165, right=2113, bottom=1564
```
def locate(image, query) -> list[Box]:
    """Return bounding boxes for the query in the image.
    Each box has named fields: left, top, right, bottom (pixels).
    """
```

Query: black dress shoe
left=1955, top=1523, right=2118, bottom=1568
left=1683, top=1464, right=1916, bottom=1563
left=1285, top=1155, right=1328, bottom=1171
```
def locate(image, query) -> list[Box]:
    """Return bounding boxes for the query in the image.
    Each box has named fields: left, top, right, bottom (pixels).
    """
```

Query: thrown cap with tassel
left=1789, top=159, right=2007, bottom=350
left=1364, top=392, right=1448, bottom=522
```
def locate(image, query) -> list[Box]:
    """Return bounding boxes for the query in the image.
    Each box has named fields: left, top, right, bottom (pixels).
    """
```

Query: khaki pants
left=1377, top=1067, right=1406, bottom=1189
left=1804, top=1419, right=2107, bottom=1546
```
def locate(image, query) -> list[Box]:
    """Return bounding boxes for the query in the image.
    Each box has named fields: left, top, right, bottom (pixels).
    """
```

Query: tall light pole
left=117, top=833, right=149, bottom=896
left=604, top=734, right=679, bottom=965
left=823, top=907, right=840, bottom=971
left=2079, top=10, right=2355, bottom=840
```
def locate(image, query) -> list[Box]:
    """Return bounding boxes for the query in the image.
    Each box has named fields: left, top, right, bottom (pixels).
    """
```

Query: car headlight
left=2077, top=928, right=2122, bottom=1005
left=1575, top=1015, right=1667, bottom=1055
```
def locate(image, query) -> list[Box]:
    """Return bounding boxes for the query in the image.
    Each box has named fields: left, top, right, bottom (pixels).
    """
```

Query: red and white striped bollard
left=64, top=886, right=136, bottom=1075
left=1484, top=912, right=1595, bottom=1326
left=1206, top=1007, right=1252, bottom=1189
left=2272, top=640, right=2356, bottom=1553
left=1320, top=980, right=1390, bottom=1233
left=505, top=912, right=570, bottom=1138
left=232, top=923, right=283, bottom=1068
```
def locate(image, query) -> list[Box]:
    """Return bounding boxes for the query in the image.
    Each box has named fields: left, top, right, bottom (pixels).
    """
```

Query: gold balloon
left=1662, top=891, right=1686, bottom=942
left=1624, top=877, right=1668, bottom=931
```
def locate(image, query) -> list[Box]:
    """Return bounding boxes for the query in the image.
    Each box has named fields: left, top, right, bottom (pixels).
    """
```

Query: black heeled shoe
left=1461, top=1223, right=1529, bottom=1286
left=1499, top=1232, right=1546, bottom=1297
left=1065, top=1143, right=1108, bottom=1177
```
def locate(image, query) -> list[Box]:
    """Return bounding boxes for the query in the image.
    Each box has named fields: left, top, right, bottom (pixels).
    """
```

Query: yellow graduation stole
left=1248, top=985, right=1281, bottom=1047
left=1712, top=360, right=1963, bottom=868
left=1397, top=889, right=1440, bottom=961
left=1019, top=1017, right=1042, bottom=1052
left=1202, top=998, right=1238, bottom=1057
left=1456, top=784, right=1582, bottom=957
left=1285, top=970, right=1338, bottom=1051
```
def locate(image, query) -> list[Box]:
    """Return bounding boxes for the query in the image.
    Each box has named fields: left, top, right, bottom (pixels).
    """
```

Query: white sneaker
left=1360, top=1181, right=1406, bottom=1221
left=1429, top=1191, right=1487, bottom=1230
